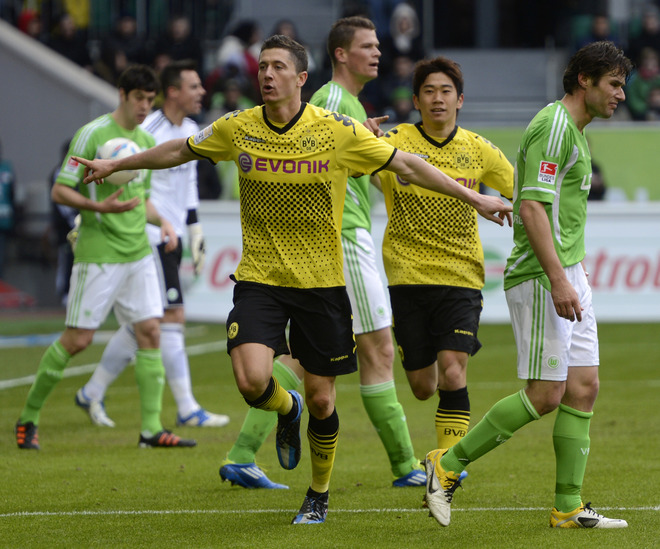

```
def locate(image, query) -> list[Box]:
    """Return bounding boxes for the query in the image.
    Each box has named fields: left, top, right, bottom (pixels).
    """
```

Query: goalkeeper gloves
left=188, top=222, right=206, bottom=276
left=67, top=214, right=81, bottom=252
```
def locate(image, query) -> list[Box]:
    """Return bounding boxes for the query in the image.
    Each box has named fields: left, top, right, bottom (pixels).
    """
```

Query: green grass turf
left=0, top=316, right=658, bottom=548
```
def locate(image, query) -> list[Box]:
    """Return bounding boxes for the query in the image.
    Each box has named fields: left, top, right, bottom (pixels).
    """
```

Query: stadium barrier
left=182, top=201, right=660, bottom=324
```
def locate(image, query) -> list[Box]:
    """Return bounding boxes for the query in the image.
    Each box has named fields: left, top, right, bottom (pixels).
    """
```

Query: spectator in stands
left=628, top=4, right=660, bottom=67
left=271, top=19, right=318, bottom=94
left=95, top=12, right=147, bottom=85
left=587, top=162, right=607, bottom=201
left=0, top=138, right=16, bottom=279
left=379, top=2, right=424, bottom=74
left=575, top=14, right=619, bottom=51
left=383, top=85, right=418, bottom=124
left=17, top=9, right=46, bottom=43
left=48, top=12, right=92, bottom=71
left=645, top=82, right=660, bottom=119
left=624, top=47, right=660, bottom=120
left=213, top=19, right=262, bottom=104
left=151, top=14, right=204, bottom=79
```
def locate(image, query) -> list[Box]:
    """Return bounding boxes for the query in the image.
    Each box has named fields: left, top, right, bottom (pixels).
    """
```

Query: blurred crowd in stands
left=4, top=1, right=660, bottom=123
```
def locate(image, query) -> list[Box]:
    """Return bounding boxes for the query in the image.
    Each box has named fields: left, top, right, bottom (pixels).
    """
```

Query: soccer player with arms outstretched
left=15, top=65, right=196, bottom=450
left=424, top=41, right=632, bottom=529
left=220, top=16, right=424, bottom=491
left=74, top=35, right=510, bottom=524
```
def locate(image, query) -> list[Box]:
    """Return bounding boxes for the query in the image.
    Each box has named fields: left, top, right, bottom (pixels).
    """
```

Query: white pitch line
left=0, top=340, right=227, bottom=391
left=1, top=506, right=658, bottom=519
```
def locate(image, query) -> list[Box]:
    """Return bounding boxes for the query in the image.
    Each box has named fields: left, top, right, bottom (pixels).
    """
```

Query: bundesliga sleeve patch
left=538, top=161, right=558, bottom=184
left=63, top=157, right=80, bottom=174
left=194, top=125, right=214, bottom=145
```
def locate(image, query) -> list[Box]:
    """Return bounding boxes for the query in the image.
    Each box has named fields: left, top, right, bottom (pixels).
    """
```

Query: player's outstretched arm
left=72, top=138, right=197, bottom=185
left=388, top=150, right=512, bottom=226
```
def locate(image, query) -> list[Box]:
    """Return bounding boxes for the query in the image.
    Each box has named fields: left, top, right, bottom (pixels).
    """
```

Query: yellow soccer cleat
left=550, top=502, right=628, bottom=528
left=424, top=449, right=467, bottom=527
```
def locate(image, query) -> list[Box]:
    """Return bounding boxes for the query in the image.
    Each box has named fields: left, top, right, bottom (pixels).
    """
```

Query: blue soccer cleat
left=219, top=460, right=289, bottom=489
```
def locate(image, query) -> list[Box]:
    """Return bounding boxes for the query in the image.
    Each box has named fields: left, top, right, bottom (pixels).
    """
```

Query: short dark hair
left=563, top=41, right=632, bottom=94
left=117, top=64, right=160, bottom=95
left=160, top=59, right=198, bottom=96
left=260, top=34, right=308, bottom=72
left=327, top=16, right=376, bottom=67
left=412, top=56, right=464, bottom=98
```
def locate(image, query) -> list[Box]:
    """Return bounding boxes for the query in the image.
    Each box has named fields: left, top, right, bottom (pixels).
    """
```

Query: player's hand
left=188, top=222, right=206, bottom=276
left=550, top=277, right=583, bottom=322
left=160, top=219, right=178, bottom=253
left=472, top=194, right=513, bottom=226
left=98, top=188, right=140, bottom=213
left=66, top=214, right=81, bottom=252
left=363, top=115, right=389, bottom=137
left=71, top=156, right=117, bottom=185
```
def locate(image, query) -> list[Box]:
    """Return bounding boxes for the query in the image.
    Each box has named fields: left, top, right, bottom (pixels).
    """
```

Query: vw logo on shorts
left=238, top=153, right=253, bottom=173
left=547, top=355, right=560, bottom=369
left=167, top=288, right=180, bottom=302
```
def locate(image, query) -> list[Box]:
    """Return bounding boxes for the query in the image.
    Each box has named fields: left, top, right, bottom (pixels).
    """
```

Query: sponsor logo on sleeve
left=538, top=161, right=558, bottom=184
left=194, top=125, right=214, bottom=145
left=63, top=157, right=80, bottom=174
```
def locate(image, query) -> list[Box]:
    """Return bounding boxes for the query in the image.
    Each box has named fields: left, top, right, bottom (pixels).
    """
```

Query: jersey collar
left=262, top=103, right=307, bottom=134
left=415, top=122, right=458, bottom=149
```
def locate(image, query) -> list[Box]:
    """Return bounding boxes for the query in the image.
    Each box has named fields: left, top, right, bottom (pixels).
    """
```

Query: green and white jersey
left=504, top=101, right=591, bottom=291
left=57, top=113, right=155, bottom=264
left=310, top=81, right=371, bottom=242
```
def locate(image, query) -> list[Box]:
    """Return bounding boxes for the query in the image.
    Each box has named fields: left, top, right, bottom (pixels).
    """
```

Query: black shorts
left=225, top=281, right=357, bottom=377
left=156, top=240, right=183, bottom=307
left=389, top=285, right=483, bottom=372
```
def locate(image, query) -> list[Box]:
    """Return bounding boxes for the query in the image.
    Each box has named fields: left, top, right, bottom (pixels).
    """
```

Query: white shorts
left=65, top=255, right=164, bottom=329
left=506, top=263, right=599, bottom=381
left=342, top=228, right=391, bottom=335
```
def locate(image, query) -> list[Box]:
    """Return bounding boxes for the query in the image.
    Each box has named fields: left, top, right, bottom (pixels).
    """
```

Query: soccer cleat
left=138, top=430, right=197, bottom=448
left=275, top=390, right=303, bottom=470
left=393, top=462, right=427, bottom=487
left=291, top=489, right=329, bottom=524
left=425, top=449, right=468, bottom=527
left=15, top=421, right=40, bottom=450
left=176, top=408, right=230, bottom=428
left=219, top=459, right=289, bottom=489
left=75, top=388, right=115, bottom=427
left=550, top=502, right=628, bottom=529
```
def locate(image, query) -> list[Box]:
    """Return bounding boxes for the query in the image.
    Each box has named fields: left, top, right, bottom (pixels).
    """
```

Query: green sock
left=553, top=403, right=593, bottom=512
left=20, top=340, right=71, bottom=424
left=361, top=380, right=417, bottom=478
left=227, top=358, right=301, bottom=464
left=134, top=349, right=165, bottom=435
left=442, top=389, right=540, bottom=474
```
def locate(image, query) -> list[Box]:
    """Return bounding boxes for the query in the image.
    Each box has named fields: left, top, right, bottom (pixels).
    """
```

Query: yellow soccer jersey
left=189, top=103, right=396, bottom=288
left=380, top=123, right=513, bottom=289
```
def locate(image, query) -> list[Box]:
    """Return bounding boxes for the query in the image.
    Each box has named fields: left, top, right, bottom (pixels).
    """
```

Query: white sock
left=84, top=324, right=137, bottom=401
left=161, top=323, right=199, bottom=418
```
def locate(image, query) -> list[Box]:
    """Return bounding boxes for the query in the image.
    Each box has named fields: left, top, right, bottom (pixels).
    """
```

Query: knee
left=135, top=319, right=161, bottom=348
left=61, top=330, right=93, bottom=355
left=305, top=391, right=334, bottom=419
left=409, top=379, right=436, bottom=401
left=528, top=386, right=564, bottom=416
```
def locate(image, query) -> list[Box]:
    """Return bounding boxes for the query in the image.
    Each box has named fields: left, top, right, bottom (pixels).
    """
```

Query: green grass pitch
left=0, top=315, right=658, bottom=548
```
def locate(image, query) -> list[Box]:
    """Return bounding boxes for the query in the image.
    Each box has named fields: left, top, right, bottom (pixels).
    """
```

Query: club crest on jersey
left=538, top=161, right=558, bottom=184
left=299, top=135, right=317, bottom=152
left=455, top=152, right=472, bottom=169
left=194, top=125, right=213, bottom=145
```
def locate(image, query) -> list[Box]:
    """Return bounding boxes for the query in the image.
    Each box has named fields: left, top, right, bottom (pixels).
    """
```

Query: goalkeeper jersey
left=504, top=101, right=591, bottom=291
left=310, top=81, right=371, bottom=242
left=379, top=123, right=513, bottom=289
left=188, top=103, right=396, bottom=289
left=56, top=113, right=155, bottom=264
